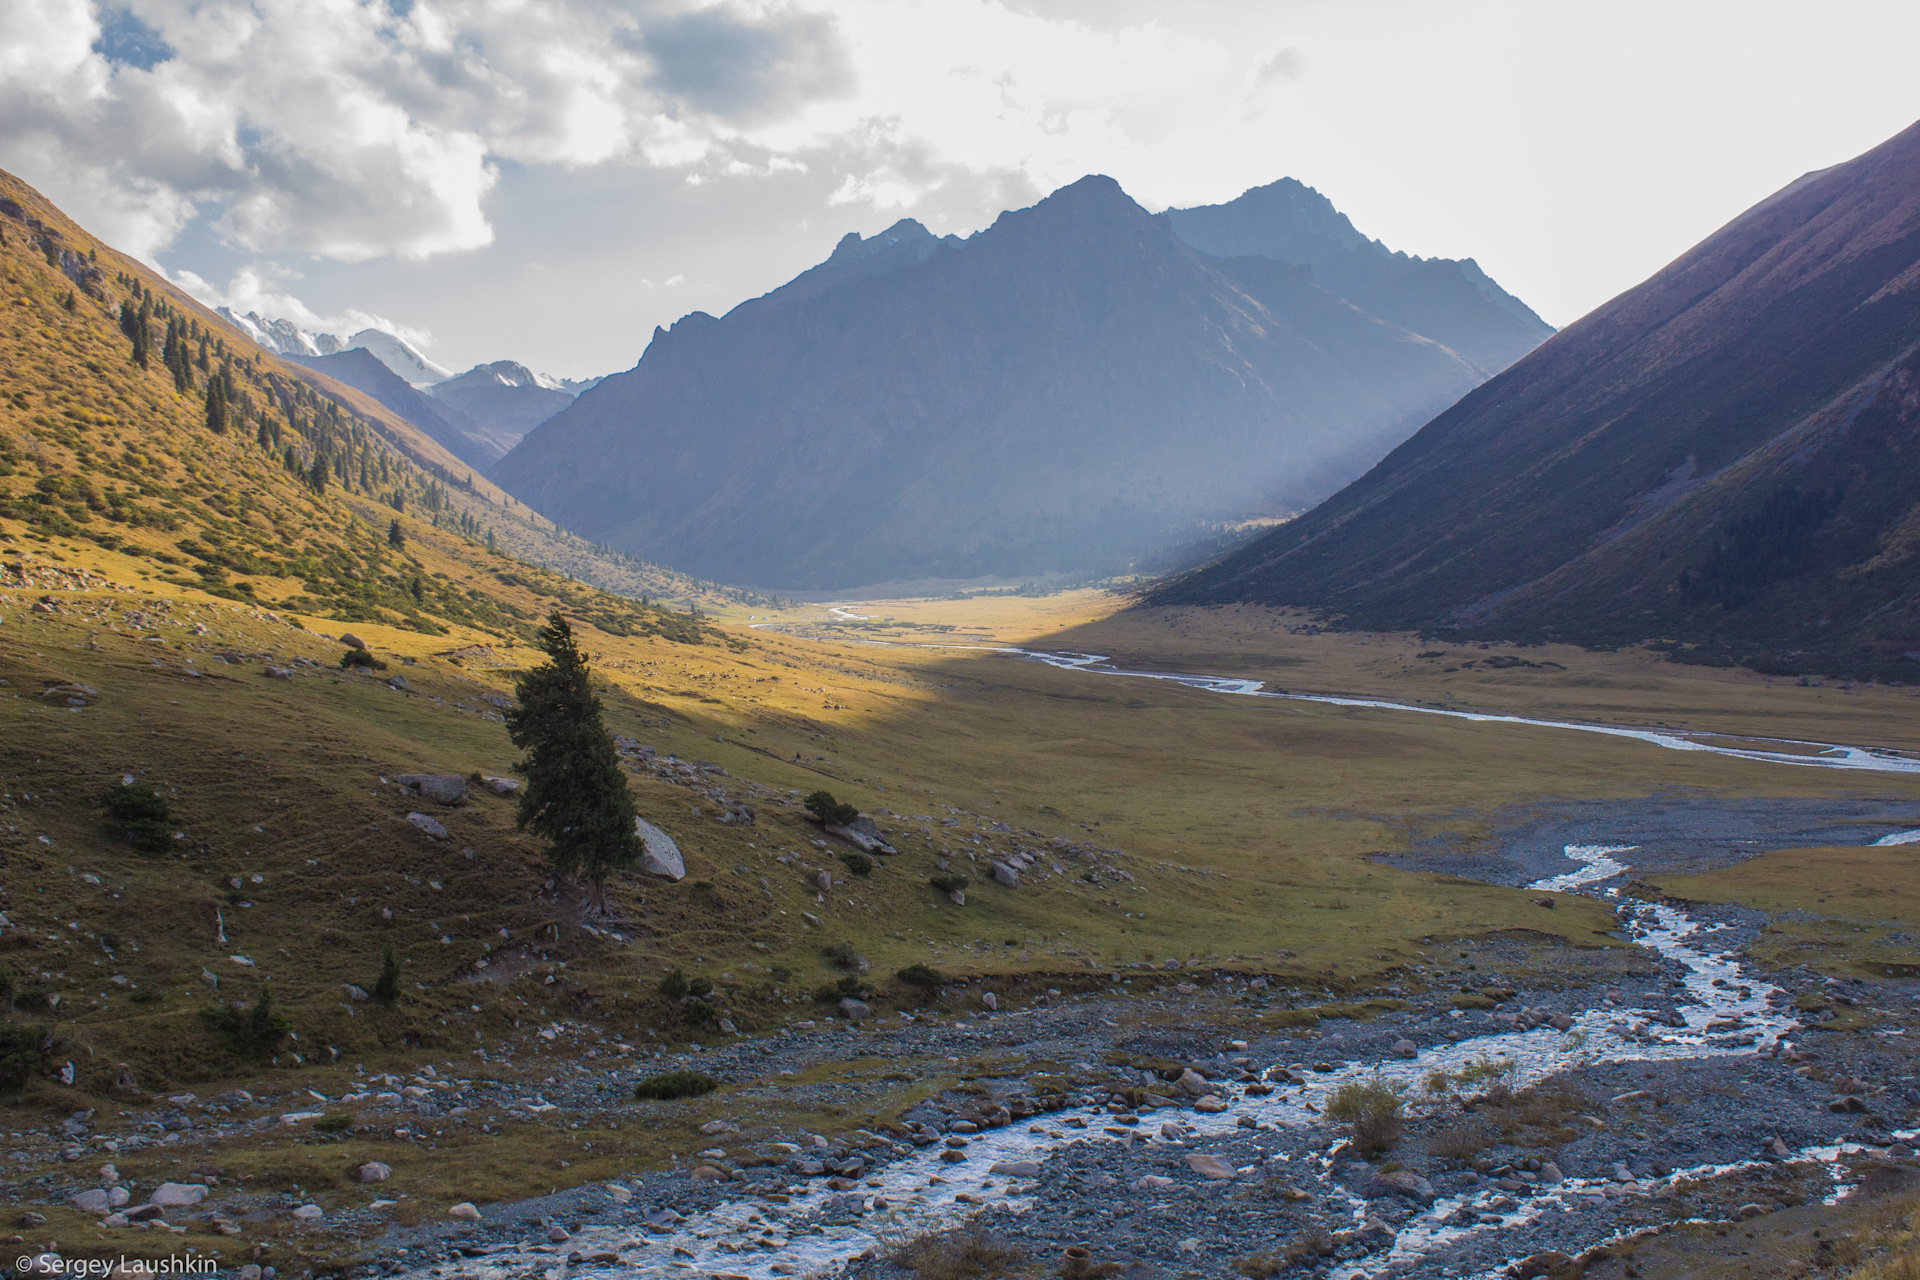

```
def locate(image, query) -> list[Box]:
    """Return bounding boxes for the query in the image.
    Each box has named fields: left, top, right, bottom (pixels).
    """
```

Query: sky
left=4, top=0, right=1918, bottom=379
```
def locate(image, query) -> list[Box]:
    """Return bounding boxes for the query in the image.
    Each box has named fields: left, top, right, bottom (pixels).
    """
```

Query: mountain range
left=221, top=310, right=599, bottom=468
left=494, top=175, right=1552, bottom=590
left=1156, top=119, right=1920, bottom=679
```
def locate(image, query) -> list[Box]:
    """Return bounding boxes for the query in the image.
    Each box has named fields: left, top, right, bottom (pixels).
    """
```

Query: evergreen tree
left=371, top=947, right=401, bottom=1001
left=128, top=299, right=151, bottom=368
left=204, top=379, right=228, bottom=433
left=388, top=518, right=404, bottom=550
left=505, top=612, right=640, bottom=905
left=308, top=457, right=328, bottom=493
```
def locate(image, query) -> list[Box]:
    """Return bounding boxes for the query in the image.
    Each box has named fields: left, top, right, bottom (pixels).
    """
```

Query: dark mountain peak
left=440, top=359, right=544, bottom=390
left=1162, top=175, right=1553, bottom=372
left=992, top=174, right=1151, bottom=236
left=828, top=218, right=939, bottom=263
left=1167, top=178, right=1378, bottom=262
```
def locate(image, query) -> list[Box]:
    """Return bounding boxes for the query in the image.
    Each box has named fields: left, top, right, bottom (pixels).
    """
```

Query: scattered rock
left=68, top=1189, right=111, bottom=1214
left=481, top=775, right=521, bottom=795
left=635, top=818, right=686, bottom=880
left=990, top=1161, right=1041, bottom=1178
left=838, top=998, right=873, bottom=1021
left=981, top=992, right=998, bottom=1011
left=1507, top=1252, right=1573, bottom=1280
left=1130, top=1175, right=1176, bottom=1191
left=690, top=1166, right=728, bottom=1183
left=448, top=1203, right=482, bottom=1221
left=1194, top=1096, right=1229, bottom=1113
left=338, top=633, right=368, bottom=650
left=990, top=862, right=1020, bottom=888
left=406, top=812, right=449, bottom=840
left=397, top=774, right=465, bottom=804
left=1367, top=1170, right=1437, bottom=1204
left=1185, top=1153, right=1236, bottom=1180
left=1391, top=1039, right=1417, bottom=1058
left=148, top=1183, right=208, bottom=1208
left=342, top=984, right=369, bottom=1002
left=290, top=1204, right=322, bottom=1221
left=699, top=1120, right=738, bottom=1135
left=387, top=675, right=409, bottom=691
left=358, top=1162, right=392, bottom=1184
left=263, top=666, right=293, bottom=680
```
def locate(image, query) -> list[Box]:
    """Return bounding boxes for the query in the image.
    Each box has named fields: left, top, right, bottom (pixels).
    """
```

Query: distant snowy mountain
left=429, top=361, right=597, bottom=462
left=217, top=308, right=451, bottom=386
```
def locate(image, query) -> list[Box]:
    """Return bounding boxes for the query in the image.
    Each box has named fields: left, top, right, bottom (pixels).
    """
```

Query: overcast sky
left=5, top=0, right=1918, bottom=377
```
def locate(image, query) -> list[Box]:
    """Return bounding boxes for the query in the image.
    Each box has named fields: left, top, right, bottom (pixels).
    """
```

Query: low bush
left=929, top=874, right=968, bottom=895
left=804, top=789, right=859, bottom=826
left=896, top=963, right=944, bottom=991
left=633, top=1070, right=717, bottom=1100
left=1327, top=1073, right=1405, bottom=1154
left=821, top=943, right=861, bottom=970
left=202, top=986, right=292, bottom=1058
left=314, top=1113, right=353, bottom=1133
left=0, top=1025, right=42, bottom=1092
left=102, top=782, right=173, bottom=853
left=815, top=975, right=869, bottom=1004
left=339, top=648, right=387, bottom=671
left=372, top=947, right=401, bottom=1002
left=838, top=850, right=873, bottom=876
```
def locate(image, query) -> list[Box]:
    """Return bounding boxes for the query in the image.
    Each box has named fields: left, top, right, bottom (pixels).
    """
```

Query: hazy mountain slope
left=287, top=348, right=501, bottom=470
left=429, top=361, right=577, bottom=460
left=497, top=176, right=1489, bottom=591
left=1154, top=121, right=1920, bottom=678
left=1163, top=178, right=1555, bottom=374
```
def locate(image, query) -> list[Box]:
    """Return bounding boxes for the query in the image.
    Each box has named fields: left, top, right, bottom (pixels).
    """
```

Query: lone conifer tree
left=387, top=517, right=405, bottom=549
left=204, top=379, right=227, bottom=433
left=506, top=612, right=639, bottom=910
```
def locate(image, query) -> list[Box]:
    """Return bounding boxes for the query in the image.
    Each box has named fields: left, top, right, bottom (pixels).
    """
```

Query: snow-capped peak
left=216, top=308, right=450, bottom=386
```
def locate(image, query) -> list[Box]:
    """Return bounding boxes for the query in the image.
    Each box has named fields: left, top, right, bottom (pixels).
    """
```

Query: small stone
left=148, top=1183, right=208, bottom=1208
left=990, top=862, right=1019, bottom=888
left=1391, top=1039, right=1417, bottom=1058
left=1736, top=1203, right=1766, bottom=1220
left=699, top=1120, right=739, bottom=1135
left=69, top=1188, right=111, bottom=1214
left=448, top=1202, right=482, bottom=1221
left=290, top=1204, right=322, bottom=1221
left=358, top=1162, right=392, bottom=1183
left=343, top=984, right=369, bottom=1002
left=989, top=1160, right=1041, bottom=1177
left=263, top=666, right=293, bottom=680
left=690, top=1166, right=728, bottom=1182
left=981, top=992, right=998, bottom=1011
left=481, top=775, right=520, bottom=795
left=387, top=675, right=409, bottom=691
left=406, top=812, right=449, bottom=840
left=1367, top=1170, right=1437, bottom=1204
left=1130, top=1175, right=1175, bottom=1191
left=1194, top=1096, right=1228, bottom=1113
left=1550, top=1013, right=1574, bottom=1030
left=546, top=1226, right=571, bottom=1243
left=1185, top=1153, right=1236, bottom=1180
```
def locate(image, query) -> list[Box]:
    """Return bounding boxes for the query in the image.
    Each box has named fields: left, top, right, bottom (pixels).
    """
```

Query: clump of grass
left=102, top=781, right=173, bottom=853
left=1239, top=1230, right=1331, bottom=1274
left=929, top=874, right=968, bottom=895
left=633, top=1070, right=717, bottom=1101
left=1326, top=1073, right=1405, bottom=1154
left=820, top=943, right=862, bottom=970
left=838, top=850, right=873, bottom=876
left=815, top=975, right=870, bottom=1005
left=1425, top=1119, right=1493, bottom=1161
left=885, top=1225, right=1025, bottom=1280
left=313, top=1113, right=353, bottom=1133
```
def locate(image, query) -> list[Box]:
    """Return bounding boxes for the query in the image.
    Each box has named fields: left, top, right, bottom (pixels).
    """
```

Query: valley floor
left=4, top=574, right=1918, bottom=1279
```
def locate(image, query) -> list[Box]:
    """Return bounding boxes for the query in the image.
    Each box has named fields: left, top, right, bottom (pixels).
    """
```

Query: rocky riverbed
left=16, top=830, right=1920, bottom=1280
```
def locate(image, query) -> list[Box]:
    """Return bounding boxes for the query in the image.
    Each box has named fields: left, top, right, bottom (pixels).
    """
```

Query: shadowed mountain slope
left=287, top=348, right=498, bottom=472
left=429, top=361, right=577, bottom=462
left=496, top=176, right=1523, bottom=591
left=1154, top=121, right=1920, bottom=679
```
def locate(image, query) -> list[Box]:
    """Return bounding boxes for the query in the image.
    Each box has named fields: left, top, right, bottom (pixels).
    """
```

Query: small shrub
left=633, top=1069, right=717, bottom=1101
left=838, top=851, right=873, bottom=876
left=102, top=783, right=173, bottom=853
left=821, top=943, right=861, bottom=970
left=1266, top=1008, right=1320, bottom=1029
left=129, top=986, right=166, bottom=1005
left=313, top=1113, right=353, bottom=1133
left=1425, top=1119, right=1493, bottom=1161
left=658, top=969, right=689, bottom=1000
left=929, top=874, right=968, bottom=895
left=0, top=1025, right=42, bottom=1092
left=680, top=999, right=718, bottom=1027
left=1326, top=1073, right=1404, bottom=1154
left=339, top=647, right=387, bottom=671
left=372, top=947, right=401, bottom=1002
left=814, top=975, right=868, bottom=1004
left=886, top=1225, right=1026, bottom=1280
left=896, top=963, right=944, bottom=991
left=804, top=790, right=860, bottom=826
left=202, top=986, right=292, bottom=1057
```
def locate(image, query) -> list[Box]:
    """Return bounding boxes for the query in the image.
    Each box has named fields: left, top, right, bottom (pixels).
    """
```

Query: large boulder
left=1366, top=1170, right=1436, bottom=1204
left=338, top=632, right=369, bottom=650
left=397, top=774, right=465, bottom=805
left=990, top=862, right=1020, bottom=889
left=635, top=819, right=685, bottom=880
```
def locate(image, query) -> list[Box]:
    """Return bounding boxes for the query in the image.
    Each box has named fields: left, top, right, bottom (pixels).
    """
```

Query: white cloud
left=172, top=261, right=432, bottom=346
